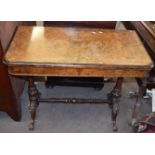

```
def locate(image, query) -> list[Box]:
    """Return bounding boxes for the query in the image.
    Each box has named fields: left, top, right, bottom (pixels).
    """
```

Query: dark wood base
left=38, top=98, right=111, bottom=104
left=27, top=77, right=123, bottom=131
left=107, top=77, right=123, bottom=131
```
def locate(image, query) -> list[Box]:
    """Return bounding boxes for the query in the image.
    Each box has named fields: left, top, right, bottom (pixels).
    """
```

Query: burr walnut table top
left=4, top=26, right=153, bottom=77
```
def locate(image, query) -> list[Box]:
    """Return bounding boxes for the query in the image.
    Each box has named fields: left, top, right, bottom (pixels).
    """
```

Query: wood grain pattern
left=5, top=26, right=152, bottom=66
left=8, top=65, right=148, bottom=77
left=4, top=26, right=153, bottom=77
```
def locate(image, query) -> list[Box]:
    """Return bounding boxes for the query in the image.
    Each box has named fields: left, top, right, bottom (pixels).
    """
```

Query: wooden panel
left=0, top=22, right=25, bottom=101
left=5, top=26, right=152, bottom=69
left=8, top=65, right=148, bottom=77
left=44, top=21, right=116, bottom=29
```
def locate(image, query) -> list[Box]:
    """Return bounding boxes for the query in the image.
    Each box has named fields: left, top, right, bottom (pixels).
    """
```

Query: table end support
left=108, top=77, right=123, bottom=131
left=28, top=77, right=39, bottom=130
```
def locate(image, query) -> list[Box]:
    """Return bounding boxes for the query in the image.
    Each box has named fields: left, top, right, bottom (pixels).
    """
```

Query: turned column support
left=28, top=77, right=39, bottom=130
left=108, top=77, right=124, bottom=131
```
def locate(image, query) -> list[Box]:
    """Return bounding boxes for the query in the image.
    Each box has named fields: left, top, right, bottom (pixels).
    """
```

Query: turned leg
left=131, top=78, right=147, bottom=126
left=107, top=77, right=123, bottom=131
left=28, top=77, right=39, bottom=130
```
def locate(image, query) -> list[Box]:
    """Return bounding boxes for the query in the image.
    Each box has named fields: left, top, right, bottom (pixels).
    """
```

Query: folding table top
left=4, top=26, right=153, bottom=69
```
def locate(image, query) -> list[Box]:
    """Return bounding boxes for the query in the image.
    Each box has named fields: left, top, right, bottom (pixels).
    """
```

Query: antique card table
left=4, top=26, right=153, bottom=131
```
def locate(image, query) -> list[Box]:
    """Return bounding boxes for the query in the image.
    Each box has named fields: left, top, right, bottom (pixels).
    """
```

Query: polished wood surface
left=4, top=26, right=153, bottom=77
left=45, top=21, right=116, bottom=89
left=7, top=65, right=150, bottom=77
left=5, top=26, right=152, bottom=66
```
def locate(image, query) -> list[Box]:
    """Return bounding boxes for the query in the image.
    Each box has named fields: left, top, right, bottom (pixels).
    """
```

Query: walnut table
left=4, top=26, right=153, bottom=131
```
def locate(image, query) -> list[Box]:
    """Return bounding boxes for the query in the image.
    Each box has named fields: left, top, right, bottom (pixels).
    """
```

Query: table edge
left=3, top=58, right=154, bottom=70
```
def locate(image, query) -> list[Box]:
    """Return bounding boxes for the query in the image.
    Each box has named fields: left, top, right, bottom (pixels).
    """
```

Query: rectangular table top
left=4, top=26, right=153, bottom=77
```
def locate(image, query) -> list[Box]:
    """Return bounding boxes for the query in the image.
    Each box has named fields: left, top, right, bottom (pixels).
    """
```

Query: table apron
left=8, top=65, right=149, bottom=77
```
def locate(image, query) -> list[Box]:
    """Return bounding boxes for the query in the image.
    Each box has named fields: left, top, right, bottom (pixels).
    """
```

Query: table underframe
left=27, top=77, right=124, bottom=131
